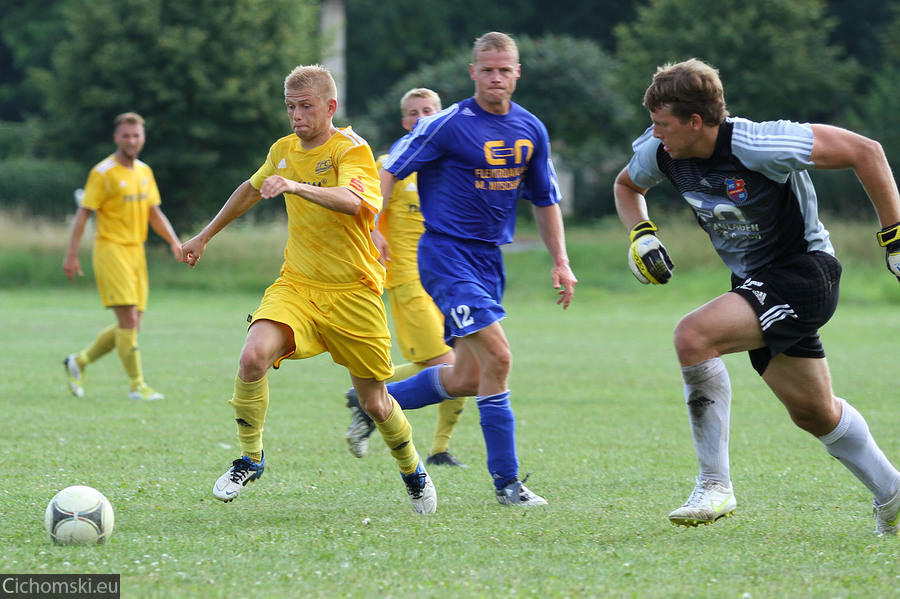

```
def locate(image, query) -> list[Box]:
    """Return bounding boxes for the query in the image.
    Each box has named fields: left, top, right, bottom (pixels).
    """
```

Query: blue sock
left=477, top=391, right=518, bottom=489
left=386, top=365, right=452, bottom=410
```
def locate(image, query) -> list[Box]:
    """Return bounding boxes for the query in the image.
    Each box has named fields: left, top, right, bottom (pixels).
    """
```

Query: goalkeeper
left=614, top=58, right=900, bottom=536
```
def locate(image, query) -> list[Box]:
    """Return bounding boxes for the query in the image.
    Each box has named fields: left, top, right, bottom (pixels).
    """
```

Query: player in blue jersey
left=615, top=58, right=900, bottom=535
left=364, top=32, right=577, bottom=506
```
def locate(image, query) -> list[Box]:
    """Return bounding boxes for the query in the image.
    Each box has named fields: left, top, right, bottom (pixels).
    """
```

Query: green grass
left=3, top=215, right=900, bottom=597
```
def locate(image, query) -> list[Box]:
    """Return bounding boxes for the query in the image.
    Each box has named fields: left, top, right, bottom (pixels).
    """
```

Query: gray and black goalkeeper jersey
left=626, top=117, right=834, bottom=279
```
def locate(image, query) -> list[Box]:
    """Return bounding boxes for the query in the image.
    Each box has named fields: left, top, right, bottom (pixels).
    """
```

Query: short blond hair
left=472, top=31, right=519, bottom=64
left=284, top=64, right=337, bottom=103
left=400, top=88, right=442, bottom=114
left=114, top=112, right=144, bottom=130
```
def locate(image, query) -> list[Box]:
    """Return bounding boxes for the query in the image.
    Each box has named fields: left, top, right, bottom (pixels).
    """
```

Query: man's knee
left=673, top=315, right=707, bottom=364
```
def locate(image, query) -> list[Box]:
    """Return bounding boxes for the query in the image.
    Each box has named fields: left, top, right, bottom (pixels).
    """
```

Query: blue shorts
left=417, top=230, right=506, bottom=342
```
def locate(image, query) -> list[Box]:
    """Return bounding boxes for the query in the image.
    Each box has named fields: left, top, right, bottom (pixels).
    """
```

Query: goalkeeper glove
left=628, top=220, right=674, bottom=285
left=876, top=222, right=900, bottom=283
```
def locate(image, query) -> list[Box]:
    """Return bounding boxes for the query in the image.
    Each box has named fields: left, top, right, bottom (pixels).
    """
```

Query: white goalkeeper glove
left=628, top=220, right=674, bottom=285
left=876, top=222, right=900, bottom=283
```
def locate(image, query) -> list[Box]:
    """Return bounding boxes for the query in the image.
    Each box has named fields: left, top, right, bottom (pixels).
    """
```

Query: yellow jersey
left=375, top=154, right=425, bottom=288
left=81, top=155, right=161, bottom=246
left=250, top=127, right=385, bottom=293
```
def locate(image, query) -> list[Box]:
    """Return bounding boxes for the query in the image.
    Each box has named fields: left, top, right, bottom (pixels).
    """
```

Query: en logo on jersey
left=725, top=178, right=747, bottom=202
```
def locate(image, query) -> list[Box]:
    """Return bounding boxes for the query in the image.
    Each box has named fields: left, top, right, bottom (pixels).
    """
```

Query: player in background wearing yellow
left=345, top=88, right=469, bottom=468
left=63, top=112, right=182, bottom=401
left=181, top=65, right=436, bottom=514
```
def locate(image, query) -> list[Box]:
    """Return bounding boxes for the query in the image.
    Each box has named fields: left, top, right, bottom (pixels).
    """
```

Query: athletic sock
left=476, top=390, right=518, bottom=489
left=388, top=361, right=426, bottom=382
left=80, top=324, right=117, bottom=367
left=386, top=364, right=453, bottom=410
left=818, top=397, right=900, bottom=504
left=374, top=397, right=419, bottom=474
left=431, top=397, right=467, bottom=455
left=229, top=374, right=269, bottom=458
left=115, top=327, right=143, bottom=388
left=682, top=357, right=732, bottom=486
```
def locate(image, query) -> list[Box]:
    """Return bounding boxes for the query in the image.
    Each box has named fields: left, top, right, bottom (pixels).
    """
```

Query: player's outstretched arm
left=260, top=174, right=362, bottom=215
left=613, top=167, right=651, bottom=233
left=62, top=206, right=92, bottom=281
left=613, top=167, right=674, bottom=285
left=371, top=228, right=389, bottom=265
left=149, top=205, right=182, bottom=262
left=182, top=180, right=261, bottom=268
left=809, top=124, right=900, bottom=282
left=533, top=203, right=577, bottom=309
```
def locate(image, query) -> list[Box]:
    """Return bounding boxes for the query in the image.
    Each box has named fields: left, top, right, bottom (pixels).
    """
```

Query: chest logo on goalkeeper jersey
left=349, top=178, right=365, bottom=194
left=277, top=158, right=287, bottom=170
left=725, top=178, right=747, bottom=202
left=315, top=159, right=333, bottom=175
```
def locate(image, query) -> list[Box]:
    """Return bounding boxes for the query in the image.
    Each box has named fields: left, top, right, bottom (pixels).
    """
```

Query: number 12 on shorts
left=450, top=304, right=474, bottom=329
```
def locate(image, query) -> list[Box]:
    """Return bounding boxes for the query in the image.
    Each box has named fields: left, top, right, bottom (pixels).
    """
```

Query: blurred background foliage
left=1, top=0, right=898, bottom=230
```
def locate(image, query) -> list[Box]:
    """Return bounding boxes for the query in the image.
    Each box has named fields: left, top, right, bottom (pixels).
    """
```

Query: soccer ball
left=44, top=485, right=115, bottom=545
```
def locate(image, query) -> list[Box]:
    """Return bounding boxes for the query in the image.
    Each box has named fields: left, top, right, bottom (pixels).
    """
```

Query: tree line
left=1, top=0, right=898, bottom=229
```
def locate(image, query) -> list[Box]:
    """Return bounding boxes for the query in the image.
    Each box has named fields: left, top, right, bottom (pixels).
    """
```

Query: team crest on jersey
left=315, top=159, right=333, bottom=175
left=725, top=178, right=747, bottom=202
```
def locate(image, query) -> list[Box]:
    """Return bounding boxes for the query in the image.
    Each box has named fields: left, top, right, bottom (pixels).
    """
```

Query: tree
left=841, top=7, right=900, bottom=214
left=343, top=0, right=637, bottom=116
left=362, top=35, right=632, bottom=218
left=31, top=0, right=320, bottom=227
left=0, top=0, right=67, bottom=123
left=825, top=0, right=893, bottom=86
left=614, top=0, right=860, bottom=129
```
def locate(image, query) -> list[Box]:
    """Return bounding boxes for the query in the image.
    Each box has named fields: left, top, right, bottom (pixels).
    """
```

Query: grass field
left=3, top=214, right=900, bottom=598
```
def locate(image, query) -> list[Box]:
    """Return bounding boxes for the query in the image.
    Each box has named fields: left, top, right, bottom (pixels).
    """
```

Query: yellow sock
left=431, top=396, right=467, bottom=455
left=388, top=361, right=426, bottom=383
left=375, top=397, right=419, bottom=474
left=115, top=327, right=142, bottom=388
left=229, top=374, right=269, bottom=458
left=79, top=324, right=117, bottom=368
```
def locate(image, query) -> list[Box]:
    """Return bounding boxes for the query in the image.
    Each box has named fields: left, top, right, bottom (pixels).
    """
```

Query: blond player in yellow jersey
left=345, top=88, right=469, bottom=468
left=63, top=112, right=182, bottom=401
left=181, top=65, right=436, bottom=514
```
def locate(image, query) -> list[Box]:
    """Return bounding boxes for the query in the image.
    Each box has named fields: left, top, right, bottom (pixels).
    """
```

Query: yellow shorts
left=387, top=278, right=451, bottom=363
left=92, top=239, right=148, bottom=310
left=250, top=277, right=394, bottom=381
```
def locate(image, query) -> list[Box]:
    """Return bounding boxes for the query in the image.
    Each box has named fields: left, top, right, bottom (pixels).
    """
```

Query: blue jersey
left=382, top=97, right=561, bottom=246
left=627, top=117, right=833, bottom=278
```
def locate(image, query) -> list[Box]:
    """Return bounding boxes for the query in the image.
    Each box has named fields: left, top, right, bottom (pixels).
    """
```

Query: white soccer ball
left=44, top=485, right=115, bottom=545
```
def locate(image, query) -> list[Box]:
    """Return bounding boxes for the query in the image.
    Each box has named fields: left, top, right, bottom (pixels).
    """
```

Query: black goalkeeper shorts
left=730, top=251, right=842, bottom=376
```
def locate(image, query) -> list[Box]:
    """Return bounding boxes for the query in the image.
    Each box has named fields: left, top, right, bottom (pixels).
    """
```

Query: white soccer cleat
left=402, top=457, right=437, bottom=514
left=128, top=383, right=164, bottom=401
left=669, top=477, right=736, bottom=527
left=496, top=477, right=548, bottom=507
left=874, top=487, right=900, bottom=536
left=213, top=453, right=265, bottom=502
left=63, top=355, right=84, bottom=398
